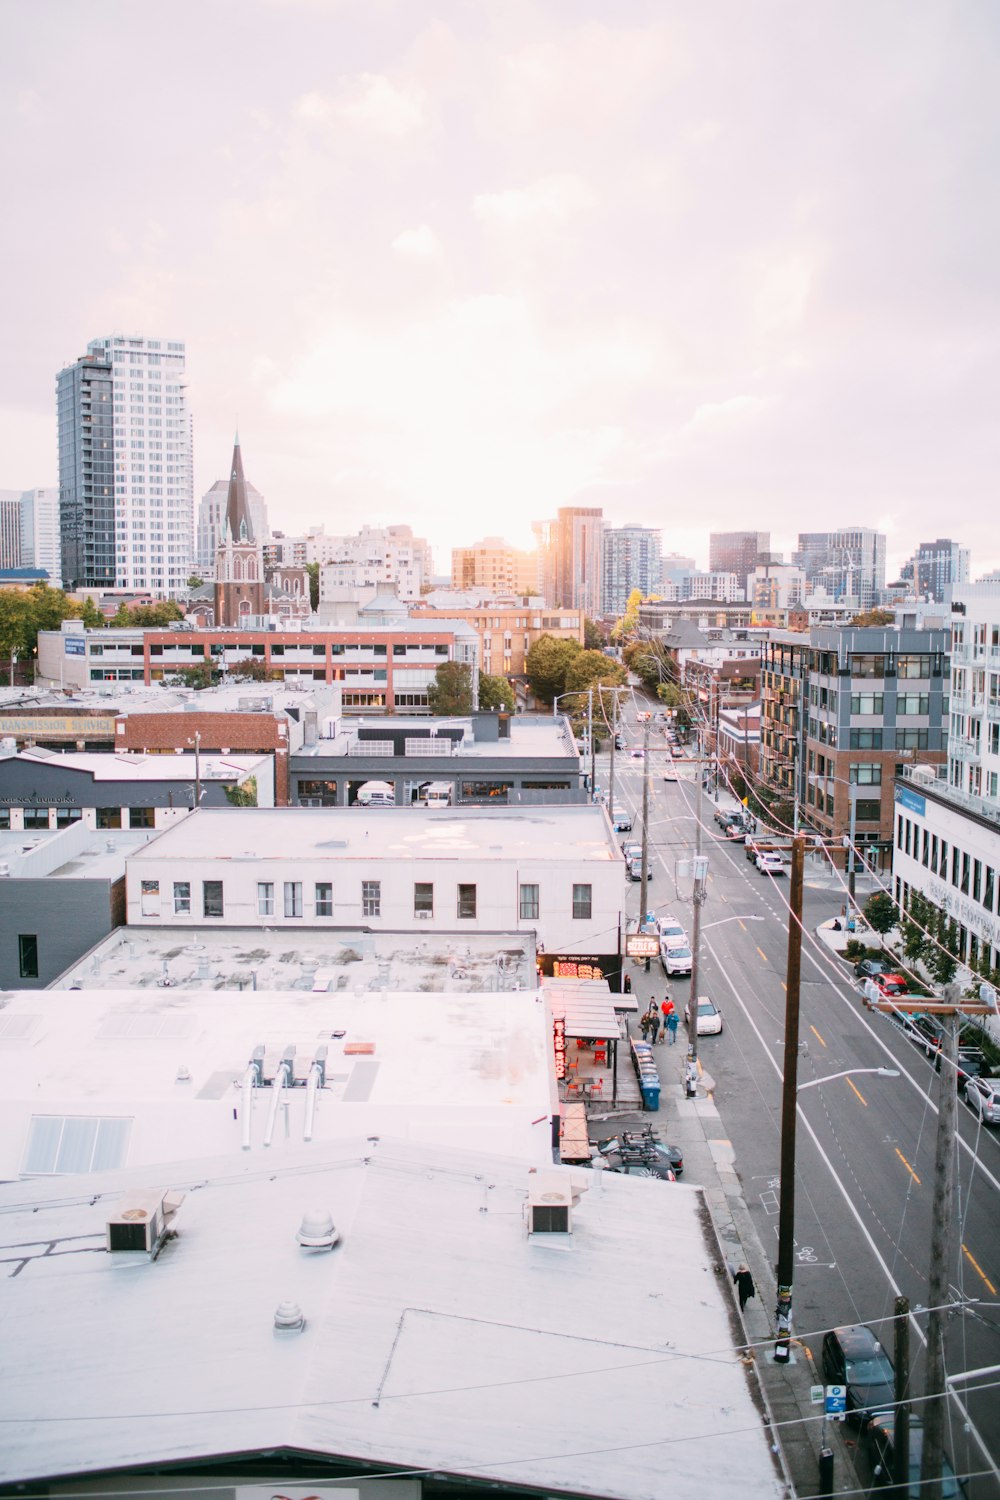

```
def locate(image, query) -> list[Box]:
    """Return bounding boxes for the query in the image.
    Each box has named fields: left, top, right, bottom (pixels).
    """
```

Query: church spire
left=223, top=433, right=253, bottom=544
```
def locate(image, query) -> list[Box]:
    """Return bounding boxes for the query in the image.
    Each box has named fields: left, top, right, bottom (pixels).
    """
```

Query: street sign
left=824, top=1384, right=847, bottom=1420
left=626, top=934, right=659, bottom=959
left=810, top=1384, right=824, bottom=1406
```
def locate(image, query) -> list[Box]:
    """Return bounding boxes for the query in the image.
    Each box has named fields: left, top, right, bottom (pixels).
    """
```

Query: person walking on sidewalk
left=732, top=1263, right=756, bottom=1312
left=648, top=1007, right=660, bottom=1044
left=665, top=1009, right=679, bottom=1045
left=661, top=996, right=675, bottom=1044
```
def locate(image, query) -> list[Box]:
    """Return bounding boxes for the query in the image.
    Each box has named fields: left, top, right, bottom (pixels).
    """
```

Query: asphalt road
left=600, top=706, right=1000, bottom=1500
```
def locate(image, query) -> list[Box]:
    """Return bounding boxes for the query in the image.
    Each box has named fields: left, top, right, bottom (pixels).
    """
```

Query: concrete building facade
left=601, top=524, right=662, bottom=617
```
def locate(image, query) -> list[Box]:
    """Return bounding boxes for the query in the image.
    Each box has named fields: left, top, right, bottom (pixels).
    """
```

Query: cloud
left=295, top=73, right=424, bottom=137
left=473, top=173, right=598, bottom=230
left=391, top=224, right=442, bottom=260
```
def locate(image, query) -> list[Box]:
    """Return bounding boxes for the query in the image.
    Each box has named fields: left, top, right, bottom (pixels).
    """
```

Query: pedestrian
left=649, top=1010, right=660, bottom=1044
left=623, top=973, right=632, bottom=994
left=639, top=1011, right=650, bottom=1042
left=665, top=1010, right=679, bottom=1045
left=733, top=1263, right=756, bottom=1312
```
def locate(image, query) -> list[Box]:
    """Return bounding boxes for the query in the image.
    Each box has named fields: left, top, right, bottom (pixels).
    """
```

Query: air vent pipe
left=241, top=1044, right=266, bottom=1150
left=263, top=1046, right=295, bottom=1147
left=303, top=1046, right=328, bottom=1141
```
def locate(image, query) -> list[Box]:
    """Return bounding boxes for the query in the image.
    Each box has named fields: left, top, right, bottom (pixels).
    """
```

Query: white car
left=756, top=851, right=788, bottom=876
left=656, top=915, right=688, bottom=944
left=686, top=996, right=723, bottom=1035
left=661, top=942, right=693, bottom=976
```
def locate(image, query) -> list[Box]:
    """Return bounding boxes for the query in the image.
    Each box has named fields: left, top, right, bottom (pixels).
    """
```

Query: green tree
left=78, top=597, right=106, bottom=629
left=427, top=660, right=473, bottom=715
left=171, top=662, right=218, bottom=690
left=927, top=910, right=959, bottom=985
left=623, top=638, right=677, bottom=693
left=564, top=649, right=627, bottom=695
left=863, top=891, right=899, bottom=937
left=306, top=562, right=320, bottom=611
left=901, top=890, right=931, bottom=964
left=228, top=656, right=274, bottom=682
left=849, top=608, right=895, bottom=627
left=583, top=617, right=605, bottom=650
left=224, top=776, right=258, bottom=807
left=187, top=575, right=205, bottom=589
left=525, top=634, right=582, bottom=703
left=0, top=592, right=34, bottom=684
left=112, top=601, right=184, bottom=627
left=478, top=672, right=516, bottom=711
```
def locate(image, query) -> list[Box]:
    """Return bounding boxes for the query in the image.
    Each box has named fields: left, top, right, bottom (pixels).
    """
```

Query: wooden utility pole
left=639, top=720, right=651, bottom=931
left=774, top=832, right=806, bottom=1362
left=892, top=1294, right=911, bottom=1499
left=922, top=1011, right=958, bottom=1500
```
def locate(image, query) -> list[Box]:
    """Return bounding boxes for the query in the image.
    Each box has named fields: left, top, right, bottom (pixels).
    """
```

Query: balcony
left=950, top=736, right=981, bottom=762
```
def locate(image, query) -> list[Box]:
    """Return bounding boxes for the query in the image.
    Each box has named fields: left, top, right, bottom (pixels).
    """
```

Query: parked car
left=867, top=1414, right=964, bottom=1497
left=656, top=915, right=687, bottom=943
left=621, top=841, right=643, bottom=861
left=661, top=943, right=693, bottom=976
left=725, top=823, right=749, bottom=842
left=756, top=851, right=788, bottom=876
left=596, top=1129, right=683, bottom=1177
left=715, top=808, right=741, bottom=828
left=964, top=1075, right=1000, bottom=1124
left=873, top=972, right=908, bottom=997
left=821, top=1324, right=895, bottom=1424
left=626, top=855, right=653, bottom=882
left=905, top=1014, right=989, bottom=1087
left=745, top=836, right=762, bottom=862
left=630, top=747, right=644, bottom=759
left=612, top=811, right=633, bottom=832
left=855, top=958, right=891, bottom=980
left=685, top=996, right=723, bottom=1035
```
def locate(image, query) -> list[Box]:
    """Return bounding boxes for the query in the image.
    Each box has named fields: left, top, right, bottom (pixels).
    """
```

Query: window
left=298, top=778, right=338, bottom=807
left=257, top=882, right=275, bottom=916
left=173, top=881, right=191, bottom=914
left=203, top=880, right=224, bottom=918
left=572, top=884, right=593, bottom=919
left=140, top=879, right=160, bottom=917
left=854, top=800, right=881, bottom=822
left=362, top=880, right=381, bottom=918
left=850, top=654, right=886, bottom=679
left=414, top=882, right=434, bottom=916
left=129, top=807, right=155, bottom=829
left=457, top=883, right=477, bottom=919
left=897, top=729, right=929, bottom=750
left=849, top=729, right=883, bottom=749
left=19, top=934, right=39, bottom=979
left=23, top=807, right=50, bottom=829
left=898, top=693, right=930, bottom=716
left=985, top=867, right=996, bottom=912
left=519, top=883, right=540, bottom=920
left=55, top=806, right=83, bottom=829
left=898, top=654, right=932, bottom=678
left=315, top=882, right=333, bottom=917
left=284, top=882, right=303, bottom=918
left=849, top=764, right=882, bottom=785
left=22, top=1115, right=131, bottom=1175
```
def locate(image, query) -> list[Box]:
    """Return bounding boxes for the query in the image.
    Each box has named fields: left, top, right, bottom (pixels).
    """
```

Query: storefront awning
left=545, top=981, right=626, bottom=1038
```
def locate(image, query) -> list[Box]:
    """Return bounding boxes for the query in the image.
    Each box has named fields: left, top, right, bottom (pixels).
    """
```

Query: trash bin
left=641, top=1079, right=661, bottom=1111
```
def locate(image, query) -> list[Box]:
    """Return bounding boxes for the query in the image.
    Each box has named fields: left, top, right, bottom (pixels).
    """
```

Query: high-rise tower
left=57, top=335, right=193, bottom=594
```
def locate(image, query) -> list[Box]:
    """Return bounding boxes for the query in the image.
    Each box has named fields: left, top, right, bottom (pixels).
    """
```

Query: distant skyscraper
left=57, top=334, right=193, bottom=593
left=793, top=528, right=887, bottom=611
left=549, top=506, right=603, bottom=618
left=661, top=552, right=696, bottom=587
left=197, top=475, right=268, bottom=576
left=602, top=525, right=662, bottom=616
left=908, top=538, right=970, bottom=602
left=18, top=488, right=62, bottom=584
left=708, top=531, right=770, bottom=598
left=0, top=495, right=21, bottom=569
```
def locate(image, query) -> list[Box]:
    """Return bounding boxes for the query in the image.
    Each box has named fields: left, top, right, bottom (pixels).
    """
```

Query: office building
left=661, top=551, right=696, bottom=587
left=311, top=524, right=431, bottom=602
left=907, top=537, right=971, bottom=603
left=679, top=570, right=742, bottom=602
left=709, top=531, right=769, bottom=596
left=451, top=536, right=538, bottom=596
left=601, top=524, right=662, bottom=616
left=196, top=473, right=268, bottom=577
left=793, top=528, right=887, bottom=612
left=0, top=494, right=21, bottom=568
left=57, top=335, right=193, bottom=595
left=17, top=487, right=61, bottom=584
left=541, top=505, right=603, bottom=618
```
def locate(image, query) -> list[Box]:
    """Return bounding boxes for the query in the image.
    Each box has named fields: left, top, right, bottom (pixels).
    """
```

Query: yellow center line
left=845, top=1077, right=868, bottom=1106
left=961, top=1243, right=998, bottom=1296
left=756, top=946, right=768, bottom=962
left=738, top=919, right=746, bottom=931
left=895, top=1148, right=921, bottom=1185
left=781, top=981, right=787, bottom=992
left=809, top=1025, right=827, bottom=1048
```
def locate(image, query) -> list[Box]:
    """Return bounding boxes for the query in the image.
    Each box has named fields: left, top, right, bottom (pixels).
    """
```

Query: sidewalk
left=590, top=982, right=858, bottom=1496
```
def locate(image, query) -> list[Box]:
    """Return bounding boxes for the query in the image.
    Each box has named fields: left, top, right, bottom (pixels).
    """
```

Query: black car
left=595, top=1132, right=683, bottom=1177
left=821, top=1324, right=895, bottom=1423
left=905, top=1014, right=988, bottom=1088
left=855, top=958, right=891, bottom=980
left=868, top=1414, right=965, bottom=1497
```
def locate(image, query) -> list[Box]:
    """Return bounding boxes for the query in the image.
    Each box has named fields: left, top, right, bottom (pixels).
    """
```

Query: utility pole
left=606, top=688, right=617, bottom=822
left=847, top=784, right=858, bottom=910
left=922, top=1010, right=958, bottom=1500
left=588, top=688, right=595, bottom=799
left=774, top=831, right=806, bottom=1362
left=893, top=1294, right=911, bottom=1499
left=639, top=720, right=651, bottom=937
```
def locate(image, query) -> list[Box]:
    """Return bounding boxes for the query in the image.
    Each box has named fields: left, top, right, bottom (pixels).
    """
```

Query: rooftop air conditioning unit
left=526, top=1169, right=589, bottom=1235
left=106, top=1189, right=185, bottom=1255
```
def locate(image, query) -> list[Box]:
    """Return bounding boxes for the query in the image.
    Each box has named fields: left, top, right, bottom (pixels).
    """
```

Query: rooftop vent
left=526, top=1169, right=590, bottom=1235
left=273, top=1300, right=306, bottom=1335
left=296, top=1209, right=340, bottom=1251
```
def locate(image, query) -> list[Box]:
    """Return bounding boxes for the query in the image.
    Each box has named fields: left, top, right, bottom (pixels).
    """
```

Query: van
left=355, top=781, right=395, bottom=807
left=423, top=781, right=452, bottom=808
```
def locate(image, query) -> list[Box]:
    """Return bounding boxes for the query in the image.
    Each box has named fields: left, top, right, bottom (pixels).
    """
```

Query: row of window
left=896, top=816, right=999, bottom=914
left=894, top=878, right=999, bottom=975
left=142, top=879, right=593, bottom=921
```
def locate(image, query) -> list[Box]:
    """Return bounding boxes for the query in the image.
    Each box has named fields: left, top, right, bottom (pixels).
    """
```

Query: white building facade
left=312, top=524, right=432, bottom=602
left=19, top=487, right=62, bottom=584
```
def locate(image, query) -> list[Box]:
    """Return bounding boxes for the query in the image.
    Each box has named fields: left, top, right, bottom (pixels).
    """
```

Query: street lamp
left=552, top=690, right=595, bottom=795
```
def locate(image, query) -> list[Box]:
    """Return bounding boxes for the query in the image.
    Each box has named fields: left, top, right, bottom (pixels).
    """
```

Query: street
left=601, top=703, right=1000, bottom=1499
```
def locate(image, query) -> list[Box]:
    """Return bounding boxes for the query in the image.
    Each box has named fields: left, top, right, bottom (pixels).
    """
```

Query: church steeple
left=223, top=432, right=254, bottom=544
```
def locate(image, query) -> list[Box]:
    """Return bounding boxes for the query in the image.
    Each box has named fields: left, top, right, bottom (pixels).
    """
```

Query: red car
left=873, top=973, right=908, bottom=997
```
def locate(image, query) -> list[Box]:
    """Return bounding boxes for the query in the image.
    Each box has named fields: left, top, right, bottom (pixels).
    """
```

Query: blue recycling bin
left=641, top=1079, right=661, bottom=1111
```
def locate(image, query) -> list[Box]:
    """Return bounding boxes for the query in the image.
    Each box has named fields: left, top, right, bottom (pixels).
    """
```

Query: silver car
left=965, top=1076, right=1000, bottom=1125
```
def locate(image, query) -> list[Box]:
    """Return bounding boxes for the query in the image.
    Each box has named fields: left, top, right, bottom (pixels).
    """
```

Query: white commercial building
left=893, top=581, right=1000, bottom=975
left=17, top=486, right=62, bottom=584
left=123, top=805, right=624, bottom=962
left=313, top=524, right=432, bottom=602
left=57, top=334, right=193, bottom=595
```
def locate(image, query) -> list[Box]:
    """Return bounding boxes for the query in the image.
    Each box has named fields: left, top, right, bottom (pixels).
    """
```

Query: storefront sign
left=0, top=715, right=113, bottom=736
left=625, top=934, right=659, bottom=959
left=895, top=784, right=926, bottom=817
left=552, top=1015, right=567, bottom=1080
left=64, top=637, right=87, bottom=656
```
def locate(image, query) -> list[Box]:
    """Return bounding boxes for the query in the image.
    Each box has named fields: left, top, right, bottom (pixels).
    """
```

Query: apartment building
left=451, top=536, right=538, bottom=596
left=793, top=528, right=887, bottom=612
left=601, top=525, right=662, bottom=616
left=410, top=598, right=584, bottom=678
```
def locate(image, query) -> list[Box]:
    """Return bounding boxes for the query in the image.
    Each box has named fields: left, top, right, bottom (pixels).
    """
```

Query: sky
left=2, top=0, right=999, bottom=579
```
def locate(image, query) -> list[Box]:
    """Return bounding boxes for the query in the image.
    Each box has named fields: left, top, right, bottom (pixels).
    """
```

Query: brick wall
left=116, top=712, right=290, bottom=805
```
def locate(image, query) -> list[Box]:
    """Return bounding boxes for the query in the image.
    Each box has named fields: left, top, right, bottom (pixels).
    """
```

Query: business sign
left=626, top=934, right=660, bottom=959
left=895, top=784, right=926, bottom=818
left=0, top=715, right=113, bottom=736
left=538, top=953, right=620, bottom=986
left=552, top=1014, right=567, bottom=1080
left=64, top=637, right=87, bottom=656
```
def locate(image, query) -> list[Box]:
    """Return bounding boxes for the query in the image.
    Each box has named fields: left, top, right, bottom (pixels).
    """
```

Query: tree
left=171, top=662, right=218, bottom=690
left=478, top=672, right=516, bottom=711
left=863, top=891, right=898, bottom=937
left=228, top=656, right=274, bottom=682
left=624, top=638, right=677, bottom=693
left=583, top=617, right=605, bottom=650
left=901, top=890, right=931, bottom=964
left=306, top=562, right=320, bottom=611
left=427, top=660, right=473, bottom=715
left=224, top=776, right=258, bottom=807
left=563, top=649, right=627, bottom=695
left=525, top=634, right=581, bottom=703
left=849, top=608, right=895, bottom=627
left=0, top=592, right=34, bottom=684
left=611, top=588, right=643, bottom=644
left=187, top=575, right=205, bottom=589
left=78, top=597, right=106, bottom=630
left=111, top=601, right=184, bottom=627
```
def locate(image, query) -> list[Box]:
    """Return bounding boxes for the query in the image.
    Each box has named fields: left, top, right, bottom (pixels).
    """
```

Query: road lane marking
left=961, top=1243, right=997, bottom=1295
left=756, top=946, right=768, bottom=962
left=738, top=918, right=746, bottom=930
left=781, top=981, right=787, bottom=991
left=845, top=1077, right=868, bottom=1106
left=895, top=1148, right=921, bottom=1185
left=809, top=1025, right=827, bottom=1048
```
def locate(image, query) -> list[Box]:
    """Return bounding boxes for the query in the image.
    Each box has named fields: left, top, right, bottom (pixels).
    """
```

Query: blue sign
left=895, top=784, right=926, bottom=818
left=64, top=637, right=86, bottom=657
left=824, top=1384, right=847, bottom=1417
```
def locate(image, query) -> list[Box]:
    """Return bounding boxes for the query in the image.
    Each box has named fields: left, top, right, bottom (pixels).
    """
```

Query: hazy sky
left=3, top=0, right=998, bottom=577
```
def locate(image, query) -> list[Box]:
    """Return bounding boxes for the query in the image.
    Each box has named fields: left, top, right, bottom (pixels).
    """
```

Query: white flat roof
left=0, top=826, right=156, bottom=880
left=0, top=985, right=554, bottom=1175
left=14, top=749, right=268, bottom=782
left=126, top=804, right=620, bottom=862
left=0, top=1137, right=784, bottom=1499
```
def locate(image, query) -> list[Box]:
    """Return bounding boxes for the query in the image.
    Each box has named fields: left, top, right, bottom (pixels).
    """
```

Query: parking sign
left=824, top=1384, right=847, bottom=1420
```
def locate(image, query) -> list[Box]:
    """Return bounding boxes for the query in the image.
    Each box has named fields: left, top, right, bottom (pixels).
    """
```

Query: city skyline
left=2, top=2, right=998, bottom=579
